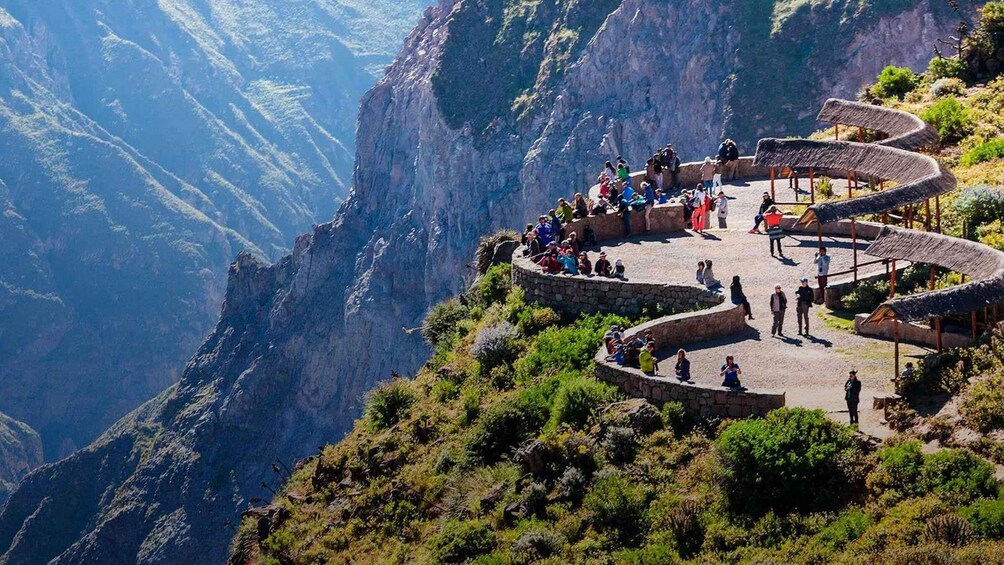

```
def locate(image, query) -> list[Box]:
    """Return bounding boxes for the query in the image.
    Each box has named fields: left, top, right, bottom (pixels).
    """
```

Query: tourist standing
left=715, top=191, right=728, bottom=229
left=845, top=370, right=862, bottom=425
left=814, top=247, right=832, bottom=294
left=720, top=356, right=742, bottom=388
left=675, top=349, right=691, bottom=382
left=764, top=206, right=785, bottom=257
left=666, top=145, right=680, bottom=190
left=725, top=139, right=740, bottom=180
left=691, top=183, right=708, bottom=233
left=700, top=157, right=716, bottom=191
left=749, top=192, right=775, bottom=234
left=643, top=181, right=656, bottom=232
left=795, top=277, right=814, bottom=335
left=770, top=284, right=788, bottom=337
left=730, top=275, right=753, bottom=320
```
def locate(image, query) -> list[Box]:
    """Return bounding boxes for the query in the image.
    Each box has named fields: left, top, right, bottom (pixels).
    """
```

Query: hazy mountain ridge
left=0, top=0, right=428, bottom=460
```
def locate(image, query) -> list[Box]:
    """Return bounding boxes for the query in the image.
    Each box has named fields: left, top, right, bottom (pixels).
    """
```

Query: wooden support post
left=973, top=310, right=979, bottom=339
left=851, top=218, right=859, bottom=286
left=770, top=167, right=776, bottom=202
left=835, top=123, right=839, bottom=140
left=936, top=317, right=943, bottom=352
left=890, top=260, right=897, bottom=297
left=893, top=316, right=901, bottom=381
left=809, top=167, right=815, bottom=203
left=935, top=195, right=942, bottom=233
left=925, top=199, right=931, bottom=231
left=817, top=222, right=823, bottom=250
left=858, top=127, right=864, bottom=143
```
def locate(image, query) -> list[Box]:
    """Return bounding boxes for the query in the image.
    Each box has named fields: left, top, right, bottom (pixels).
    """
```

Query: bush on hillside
left=928, top=56, right=970, bottom=82
left=962, top=498, right=1004, bottom=539
left=873, top=65, right=917, bottom=99
left=583, top=474, right=650, bottom=544
left=516, top=313, right=632, bottom=381
left=920, top=449, right=997, bottom=501
left=430, top=519, right=497, bottom=563
left=365, top=379, right=416, bottom=429
left=961, top=138, right=1004, bottom=166
left=472, top=321, right=520, bottom=376
left=511, top=528, right=564, bottom=561
left=961, top=364, right=1004, bottom=433
left=924, top=513, right=976, bottom=546
left=715, top=408, right=862, bottom=515
left=978, top=220, right=1004, bottom=252
left=953, top=186, right=1004, bottom=239
left=423, top=298, right=468, bottom=348
left=920, top=97, right=973, bottom=144
left=867, top=440, right=926, bottom=504
left=931, top=77, right=967, bottom=98
left=465, top=388, right=550, bottom=464
left=548, top=377, right=619, bottom=430
left=477, top=263, right=511, bottom=306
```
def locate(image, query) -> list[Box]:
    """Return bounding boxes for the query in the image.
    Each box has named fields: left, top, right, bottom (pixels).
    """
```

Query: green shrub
left=931, top=77, right=967, bottom=98
left=867, top=440, right=925, bottom=503
left=816, top=175, right=834, bottom=198
left=365, top=379, right=416, bottom=429
left=548, top=377, right=618, bottom=430
left=583, top=474, right=649, bottom=543
left=516, top=313, right=632, bottom=381
left=423, top=298, right=468, bottom=348
left=603, top=426, right=639, bottom=464
left=927, top=56, right=970, bottom=81
left=963, top=498, right=1004, bottom=539
left=430, top=519, right=497, bottom=563
left=919, top=97, right=973, bottom=144
left=953, top=186, right=1004, bottom=239
left=920, top=449, right=997, bottom=500
left=660, top=401, right=687, bottom=438
left=841, top=277, right=890, bottom=312
left=924, top=513, right=975, bottom=546
left=661, top=500, right=704, bottom=558
left=715, top=407, right=861, bottom=515
left=477, top=263, right=511, bottom=306
left=977, top=220, right=1004, bottom=252
left=962, top=138, right=1004, bottom=166
left=812, top=509, right=874, bottom=553
left=472, top=321, right=520, bottom=376
left=610, top=544, right=679, bottom=564
left=960, top=374, right=1004, bottom=432
left=873, top=65, right=917, bottom=99
left=511, top=528, right=563, bottom=561
left=465, top=388, right=550, bottom=464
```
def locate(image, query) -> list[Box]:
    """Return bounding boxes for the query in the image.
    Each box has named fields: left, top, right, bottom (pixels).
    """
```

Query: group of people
left=680, top=181, right=729, bottom=233
left=602, top=327, right=745, bottom=389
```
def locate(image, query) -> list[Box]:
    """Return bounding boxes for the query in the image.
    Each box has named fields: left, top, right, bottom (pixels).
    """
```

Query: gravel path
left=594, top=178, right=928, bottom=436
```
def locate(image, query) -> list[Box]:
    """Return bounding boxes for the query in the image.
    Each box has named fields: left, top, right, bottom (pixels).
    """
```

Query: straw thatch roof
left=753, top=138, right=956, bottom=225
left=817, top=98, right=939, bottom=150
left=862, top=226, right=1004, bottom=323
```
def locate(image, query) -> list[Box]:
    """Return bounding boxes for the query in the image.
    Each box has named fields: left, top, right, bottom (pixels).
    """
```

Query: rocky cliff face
left=0, top=0, right=428, bottom=460
left=0, top=1, right=968, bottom=563
left=0, top=414, right=41, bottom=504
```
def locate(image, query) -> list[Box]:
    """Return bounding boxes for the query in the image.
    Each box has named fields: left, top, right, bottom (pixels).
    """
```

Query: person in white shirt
left=814, top=247, right=832, bottom=293
left=715, top=191, right=728, bottom=228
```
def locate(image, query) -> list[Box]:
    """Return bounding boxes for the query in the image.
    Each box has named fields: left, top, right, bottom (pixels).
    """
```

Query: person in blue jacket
left=643, top=181, right=656, bottom=231
left=535, top=216, right=554, bottom=246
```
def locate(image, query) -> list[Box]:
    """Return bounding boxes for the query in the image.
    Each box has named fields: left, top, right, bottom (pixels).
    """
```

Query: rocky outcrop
left=0, top=1, right=968, bottom=563
left=0, top=413, right=41, bottom=503
left=0, top=0, right=428, bottom=460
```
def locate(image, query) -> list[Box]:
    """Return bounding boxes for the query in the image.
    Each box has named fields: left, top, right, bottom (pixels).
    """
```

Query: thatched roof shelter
left=753, top=138, right=956, bottom=225
left=863, top=226, right=1004, bottom=323
left=816, top=98, right=939, bottom=150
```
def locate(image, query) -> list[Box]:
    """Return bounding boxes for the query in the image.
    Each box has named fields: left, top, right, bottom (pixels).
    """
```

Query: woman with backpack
left=690, top=183, right=708, bottom=233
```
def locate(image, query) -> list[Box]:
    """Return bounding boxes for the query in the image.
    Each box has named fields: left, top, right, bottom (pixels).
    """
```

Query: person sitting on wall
left=557, top=198, right=574, bottom=224
left=536, top=215, right=554, bottom=246
left=749, top=192, right=775, bottom=234
left=703, top=259, right=721, bottom=288
left=696, top=261, right=706, bottom=285
left=591, top=196, right=610, bottom=216
left=549, top=209, right=564, bottom=241
left=603, top=324, right=621, bottom=353
left=538, top=247, right=562, bottom=274
left=675, top=349, right=692, bottom=382
left=573, top=192, right=589, bottom=219
left=604, top=161, right=617, bottom=182
left=639, top=342, right=659, bottom=375
left=578, top=251, right=592, bottom=275
left=613, top=258, right=626, bottom=279
left=567, top=231, right=582, bottom=257
left=616, top=161, right=630, bottom=183
left=625, top=336, right=645, bottom=368
left=598, top=175, right=611, bottom=199
left=720, top=355, right=743, bottom=388
left=558, top=248, right=578, bottom=275
left=524, top=229, right=543, bottom=260
left=730, top=275, right=753, bottom=320
left=521, top=224, right=534, bottom=246
left=605, top=339, right=626, bottom=366
left=595, top=252, right=612, bottom=277
left=608, top=183, right=620, bottom=206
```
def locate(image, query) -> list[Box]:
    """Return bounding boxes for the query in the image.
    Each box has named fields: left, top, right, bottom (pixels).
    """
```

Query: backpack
left=707, top=196, right=716, bottom=212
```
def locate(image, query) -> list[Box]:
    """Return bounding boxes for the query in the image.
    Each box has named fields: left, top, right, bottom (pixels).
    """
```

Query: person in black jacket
left=845, top=370, right=862, bottom=425
left=730, top=276, right=753, bottom=320
left=769, top=284, right=788, bottom=337
left=795, top=277, right=815, bottom=335
left=749, top=192, right=775, bottom=234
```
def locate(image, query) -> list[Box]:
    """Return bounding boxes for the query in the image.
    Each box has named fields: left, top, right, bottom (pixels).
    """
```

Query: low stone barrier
left=561, top=203, right=686, bottom=242
left=511, top=254, right=720, bottom=317
left=592, top=300, right=784, bottom=418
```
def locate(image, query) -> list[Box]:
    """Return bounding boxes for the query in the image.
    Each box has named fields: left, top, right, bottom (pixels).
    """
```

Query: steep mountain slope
left=0, top=0, right=428, bottom=460
left=0, top=413, right=40, bottom=503
left=0, top=1, right=970, bottom=563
